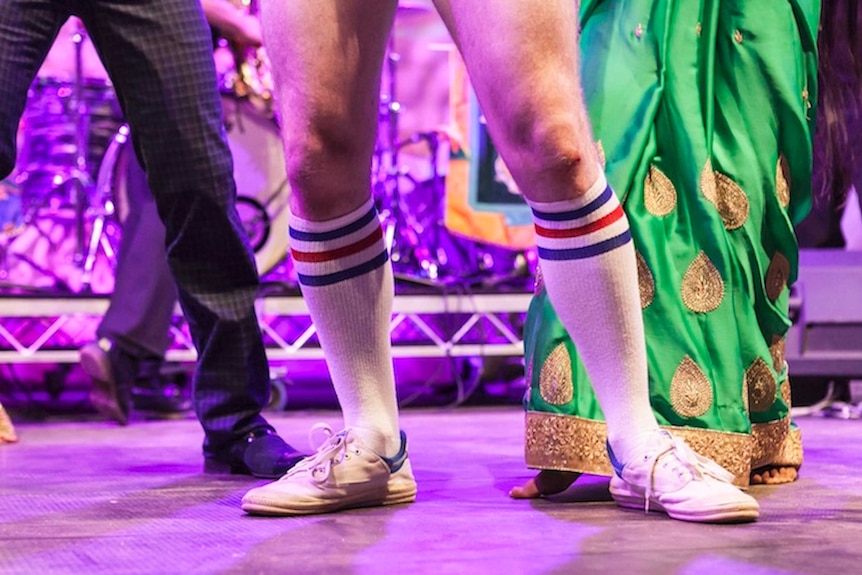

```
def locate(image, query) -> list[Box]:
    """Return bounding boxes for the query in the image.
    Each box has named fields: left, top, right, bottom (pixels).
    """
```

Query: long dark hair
left=813, top=0, right=862, bottom=202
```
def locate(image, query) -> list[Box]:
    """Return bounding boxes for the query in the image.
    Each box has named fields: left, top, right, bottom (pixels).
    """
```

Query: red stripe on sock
left=291, top=225, right=383, bottom=263
left=534, top=204, right=625, bottom=239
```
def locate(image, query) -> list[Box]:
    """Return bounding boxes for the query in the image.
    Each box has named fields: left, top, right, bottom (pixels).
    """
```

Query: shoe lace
left=642, top=433, right=736, bottom=513
left=280, top=423, right=356, bottom=485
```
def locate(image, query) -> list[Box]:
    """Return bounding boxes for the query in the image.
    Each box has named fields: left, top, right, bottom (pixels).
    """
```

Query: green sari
left=524, top=0, right=820, bottom=487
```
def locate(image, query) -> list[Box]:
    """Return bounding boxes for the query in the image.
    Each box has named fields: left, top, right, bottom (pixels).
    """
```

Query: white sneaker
left=241, top=425, right=417, bottom=516
left=607, top=430, right=759, bottom=523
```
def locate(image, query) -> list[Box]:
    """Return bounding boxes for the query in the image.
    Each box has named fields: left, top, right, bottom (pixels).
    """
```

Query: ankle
left=349, top=426, right=401, bottom=458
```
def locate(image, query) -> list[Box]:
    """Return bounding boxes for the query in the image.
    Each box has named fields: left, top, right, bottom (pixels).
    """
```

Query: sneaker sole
left=242, top=480, right=417, bottom=516
left=80, top=345, right=128, bottom=426
left=610, top=486, right=760, bottom=523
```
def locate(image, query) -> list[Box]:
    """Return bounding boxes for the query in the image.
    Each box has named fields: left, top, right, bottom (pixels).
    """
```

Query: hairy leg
left=260, top=0, right=402, bottom=455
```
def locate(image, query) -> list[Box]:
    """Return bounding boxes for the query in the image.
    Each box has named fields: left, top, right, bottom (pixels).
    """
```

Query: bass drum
left=96, top=97, right=290, bottom=277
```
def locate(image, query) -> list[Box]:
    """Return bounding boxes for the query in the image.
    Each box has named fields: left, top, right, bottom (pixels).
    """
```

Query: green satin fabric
left=525, top=0, right=819, bottom=438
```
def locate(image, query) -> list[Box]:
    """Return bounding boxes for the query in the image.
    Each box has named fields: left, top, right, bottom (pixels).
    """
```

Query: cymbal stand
left=15, top=22, right=113, bottom=292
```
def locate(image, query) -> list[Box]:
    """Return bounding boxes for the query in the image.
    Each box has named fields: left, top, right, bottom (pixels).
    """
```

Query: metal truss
left=0, top=291, right=533, bottom=365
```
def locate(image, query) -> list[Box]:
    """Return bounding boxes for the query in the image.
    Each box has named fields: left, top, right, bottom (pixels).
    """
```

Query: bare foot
left=509, top=470, right=581, bottom=499
left=0, top=404, right=18, bottom=444
left=750, top=465, right=798, bottom=485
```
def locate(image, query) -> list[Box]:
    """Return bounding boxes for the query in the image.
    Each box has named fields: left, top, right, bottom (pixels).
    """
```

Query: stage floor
left=1, top=408, right=860, bottom=574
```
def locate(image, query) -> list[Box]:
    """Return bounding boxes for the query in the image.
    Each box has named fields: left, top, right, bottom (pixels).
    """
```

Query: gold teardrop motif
left=765, top=252, right=790, bottom=301
left=700, top=160, right=717, bottom=204
left=670, top=356, right=714, bottom=418
left=776, top=156, right=791, bottom=209
left=539, top=344, right=574, bottom=406
left=644, top=165, right=677, bottom=216
left=596, top=140, right=606, bottom=170
left=681, top=252, right=725, bottom=313
left=636, top=251, right=655, bottom=309
left=711, top=172, right=750, bottom=230
left=746, top=358, right=777, bottom=413
left=769, top=336, right=786, bottom=373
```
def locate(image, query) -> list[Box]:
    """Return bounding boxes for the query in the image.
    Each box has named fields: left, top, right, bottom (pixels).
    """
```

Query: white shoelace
left=642, top=433, right=736, bottom=513
left=280, top=423, right=358, bottom=485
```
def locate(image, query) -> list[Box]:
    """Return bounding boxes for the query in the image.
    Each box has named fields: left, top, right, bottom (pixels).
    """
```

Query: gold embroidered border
left=751, top=418, right=802, bottom=470
left=525, top=412, right=754, bottom=487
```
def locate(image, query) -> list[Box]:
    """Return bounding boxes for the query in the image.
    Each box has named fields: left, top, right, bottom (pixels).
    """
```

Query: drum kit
left=0, top=6, right=527, bottom=296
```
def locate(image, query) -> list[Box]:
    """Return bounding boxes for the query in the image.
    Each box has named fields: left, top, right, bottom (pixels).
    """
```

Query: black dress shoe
left=204, top=428, right=307, bottom=479
left=131, top=361, right=192, bottom=416
left=80, top=338, right=136, bottom=425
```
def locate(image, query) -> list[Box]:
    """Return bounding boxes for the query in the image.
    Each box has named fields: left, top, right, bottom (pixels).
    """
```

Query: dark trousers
left=0, top=0, right=271, bottom=454
left=98, top=152, right=178, bottom=360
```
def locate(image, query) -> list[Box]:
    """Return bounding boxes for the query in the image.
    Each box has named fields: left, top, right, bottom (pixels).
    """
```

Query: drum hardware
left=11, top=21, right=118, bottom=293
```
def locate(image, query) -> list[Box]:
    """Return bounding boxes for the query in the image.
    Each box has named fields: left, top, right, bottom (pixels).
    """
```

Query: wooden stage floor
left=1, top=407, right=861, bottom=574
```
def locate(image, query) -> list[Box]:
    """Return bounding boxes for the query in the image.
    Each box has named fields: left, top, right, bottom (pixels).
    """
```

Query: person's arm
left=201, top=0, right=262, bottom=48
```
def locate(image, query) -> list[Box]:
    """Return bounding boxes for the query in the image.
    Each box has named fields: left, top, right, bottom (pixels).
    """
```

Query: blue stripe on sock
left=289, top=207, right=377, bottom=242
left=530, top=186, right=613, bottom=222
left=297, top=249, right=389, bottom=287
left=537, top=229, right=632, bottom=260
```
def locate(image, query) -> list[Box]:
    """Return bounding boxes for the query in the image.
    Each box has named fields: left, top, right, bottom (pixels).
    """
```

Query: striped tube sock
left=527, top=174, right=658, bottom=464
left=289, top=197, right=400, bottom=456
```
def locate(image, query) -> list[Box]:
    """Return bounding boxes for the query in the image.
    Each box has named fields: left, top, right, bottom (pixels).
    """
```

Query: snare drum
left=96, top=97, right=290, bottom=276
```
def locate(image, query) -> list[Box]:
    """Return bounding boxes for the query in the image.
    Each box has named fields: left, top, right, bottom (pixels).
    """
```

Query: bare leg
left=432, top=0, right=757, bottom=521
left=260, top=0, right=401, bottom=454
left=262, top=0, right=397, bottom=220
left=431, top=0, right=656, bottom=458
left=242, top=0, right=418, bottom=516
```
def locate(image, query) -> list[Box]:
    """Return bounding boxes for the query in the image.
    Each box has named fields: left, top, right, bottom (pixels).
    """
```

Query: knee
left=502, top=112, right=596, bottom=194
left=284, top=114, right=367, bottom=195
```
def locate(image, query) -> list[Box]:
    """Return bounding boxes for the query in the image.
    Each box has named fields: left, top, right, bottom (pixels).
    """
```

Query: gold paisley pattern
left=770, top=336, right=787, bottom=373
left=681, top=251, right=725, bottom=313
left=525, top=412, right=753, bottom=487
left=636, top=251, right=655, bottom=309
left=776, top=156, right=791, bottom=208
left=644, top=165, right=677, bottom=216
left=711, top=171, right=751, bottom=230
left=746, top=358, right=777, bottom=413
left=765, top=252, right=790, bottom=301
left=539, top=344, right=574, bottom=406
left=670, top=356, right=714, bottom=418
